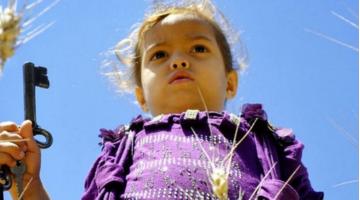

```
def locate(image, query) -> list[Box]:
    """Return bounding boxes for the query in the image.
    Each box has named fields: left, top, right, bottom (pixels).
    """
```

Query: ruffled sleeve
left=241, top=103, right=324, bottom=200
left=275, top=128, right=324, bottom=200
left=81, top=115, right=145, bottom=200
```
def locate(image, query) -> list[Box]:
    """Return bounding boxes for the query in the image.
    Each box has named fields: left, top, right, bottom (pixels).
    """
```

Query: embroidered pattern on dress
left=136, top=134, right=231, bottom=148
left=132, top=158, right=242, bottom=178
left=123, top=113, right=251, bottom=200
left=122, top=187, right=217, bottom=200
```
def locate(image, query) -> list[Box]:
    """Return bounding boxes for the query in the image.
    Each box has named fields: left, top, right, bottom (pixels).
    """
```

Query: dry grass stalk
left=248, top=162, right=278, bottom=200
left=305, top=8, right=358, bottom=52
left=17, top=176, right=33, bottom=200
left=273, top=165, right=301, bottom=200
left=0, top=138, right=30, bottom=143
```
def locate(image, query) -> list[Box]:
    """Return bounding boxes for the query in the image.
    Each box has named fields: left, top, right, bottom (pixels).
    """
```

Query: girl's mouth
left=169, top=71, right=194, bottom=84
left=170, top=77, right=193, bottom=84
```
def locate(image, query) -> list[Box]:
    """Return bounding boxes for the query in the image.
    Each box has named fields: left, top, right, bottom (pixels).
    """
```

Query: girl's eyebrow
left=144, top=35, right=213, bottom=53
left=186, top=34, right=213, bottom=42
left=145, top=41, right=167, bottom=53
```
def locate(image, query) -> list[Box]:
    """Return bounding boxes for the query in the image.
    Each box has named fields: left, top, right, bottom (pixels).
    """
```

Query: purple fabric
left=82, top=104, right=323, bottom=200
left=257, top=179, right=300, bottom=200
left=241, top=103, right=267, bottom=121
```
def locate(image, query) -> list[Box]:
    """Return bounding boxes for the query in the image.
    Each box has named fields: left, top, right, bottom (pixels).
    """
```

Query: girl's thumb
left=19, top=120, right=40, bottom=152
left=19, top=120, right=33, bottom=138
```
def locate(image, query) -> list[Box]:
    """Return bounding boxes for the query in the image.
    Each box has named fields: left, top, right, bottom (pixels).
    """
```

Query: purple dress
left=82, top=104, right=323, bottom=200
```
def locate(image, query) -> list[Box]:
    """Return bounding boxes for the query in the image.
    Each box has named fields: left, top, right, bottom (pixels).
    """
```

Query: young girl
left=0, top=1, right=323, bottom=199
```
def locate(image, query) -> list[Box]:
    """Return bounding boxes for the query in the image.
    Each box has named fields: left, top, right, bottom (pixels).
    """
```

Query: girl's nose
left=170, top=59, right=190, bottom=70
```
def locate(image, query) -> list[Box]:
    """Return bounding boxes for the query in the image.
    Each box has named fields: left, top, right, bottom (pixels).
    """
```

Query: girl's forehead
left=159, top=13, right=204, bottom=26
left=142, top=13, right=216, bottom=49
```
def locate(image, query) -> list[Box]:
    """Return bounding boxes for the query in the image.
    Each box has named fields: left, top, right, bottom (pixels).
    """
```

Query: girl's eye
left=191, top=45, right=208, bottom=53
left=150, top=50, right=167, bottom=61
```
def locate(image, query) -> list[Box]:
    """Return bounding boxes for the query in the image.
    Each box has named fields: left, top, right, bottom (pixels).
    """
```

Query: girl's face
left=135, top=13, right=238, bottom=116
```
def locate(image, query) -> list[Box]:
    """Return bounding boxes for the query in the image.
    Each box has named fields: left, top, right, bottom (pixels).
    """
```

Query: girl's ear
left=135, top=86, right=148, bottom=112
left=225, top=70, right=238, bottom=99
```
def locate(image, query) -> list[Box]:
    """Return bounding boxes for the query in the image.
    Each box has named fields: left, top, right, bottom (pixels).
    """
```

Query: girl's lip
left=168, top=71, right=194, bottom=84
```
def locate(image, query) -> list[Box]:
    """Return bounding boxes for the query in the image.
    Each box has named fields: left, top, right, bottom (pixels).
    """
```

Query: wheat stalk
left=0, top=2, right=21, bottom=71
left=190, top=84, right=258, bottom=200
left=0, top=0, right=59, bottom=74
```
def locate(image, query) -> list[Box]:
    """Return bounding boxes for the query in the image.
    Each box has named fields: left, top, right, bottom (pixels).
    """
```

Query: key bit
left=10, top=161, right=26, bottom=200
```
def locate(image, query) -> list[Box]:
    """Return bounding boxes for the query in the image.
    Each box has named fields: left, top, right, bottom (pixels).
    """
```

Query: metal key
left=23, top=62, right=53, bottom=149
left=0, top=165, right=11, bottom=190
left=10, top=161, right=26, bottom=200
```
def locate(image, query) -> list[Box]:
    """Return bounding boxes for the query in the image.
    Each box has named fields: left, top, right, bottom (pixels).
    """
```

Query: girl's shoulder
left=240, top=103, right=297, bottom=146
left=98, top=115, right=150, bottom=145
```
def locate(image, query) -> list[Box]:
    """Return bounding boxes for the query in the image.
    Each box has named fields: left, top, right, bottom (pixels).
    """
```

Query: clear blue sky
left=0, top=0, right=358, bottom=199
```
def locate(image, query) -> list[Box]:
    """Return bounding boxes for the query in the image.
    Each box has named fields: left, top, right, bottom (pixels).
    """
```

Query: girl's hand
left=0, top=120, right=49, bottom=200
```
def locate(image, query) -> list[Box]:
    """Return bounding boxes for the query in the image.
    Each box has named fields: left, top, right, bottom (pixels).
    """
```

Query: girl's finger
left=0, top=142, right=25, bottom=160
left=0, top=152, right=17, bottom=167
left=0, top=130, right=22, bottom=140
left=19, top=120, right=39, bottom=153
left=0, top=121, right=19, bottom=133
left=0, top=131, right=28, bottom=152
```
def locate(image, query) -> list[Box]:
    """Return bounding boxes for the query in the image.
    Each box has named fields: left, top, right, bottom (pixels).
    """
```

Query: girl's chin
left=154, top=103, right=206, bottom=115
